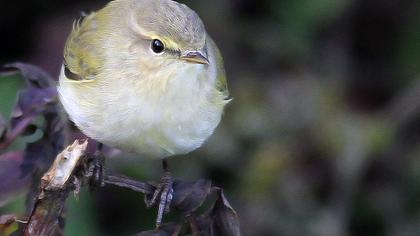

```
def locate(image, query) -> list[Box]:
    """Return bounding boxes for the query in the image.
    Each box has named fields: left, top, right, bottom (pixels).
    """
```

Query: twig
left=23, top=140, right=88, bottom=236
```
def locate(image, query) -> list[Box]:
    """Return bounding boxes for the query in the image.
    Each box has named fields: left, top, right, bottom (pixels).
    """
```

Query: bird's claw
left=145, top=171, right=174, bottom=227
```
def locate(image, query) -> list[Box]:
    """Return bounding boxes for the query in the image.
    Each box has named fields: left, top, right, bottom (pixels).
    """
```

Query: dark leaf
left=0, top=65, right=58, bottom=150
left=135, top=223, right=181, bottom=236
left=171, top=179, right=212, bottom=214
left=190, top=213, right=214, bottom=236
left=11, top=87, right=57, bottom=122
left=0, top=152, right=29, bottom=204
left=0, top=63, right=63, bottom=174
left=190, top=189, right=241, bottom=236
left=0, top=63, right=65, bottom=212
left=211, top=189, right=241, bottom=236
left=2, top=63, right=54, bottom=88
left=0, top=87, right=57, bottom=148
left=20, top=139, right=56, bottom=177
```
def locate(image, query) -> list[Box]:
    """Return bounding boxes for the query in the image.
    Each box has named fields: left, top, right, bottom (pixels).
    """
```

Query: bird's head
left=128, top=0, right=209, bottom=71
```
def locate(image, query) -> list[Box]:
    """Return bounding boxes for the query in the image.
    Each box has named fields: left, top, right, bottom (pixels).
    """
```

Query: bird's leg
left=84, top=142, right=105, bottom=190
left=145, top=159, right=174, bottom=227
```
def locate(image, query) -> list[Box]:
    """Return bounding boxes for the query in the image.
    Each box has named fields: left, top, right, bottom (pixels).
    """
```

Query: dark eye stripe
left=166, top=48, right=181, bottom=56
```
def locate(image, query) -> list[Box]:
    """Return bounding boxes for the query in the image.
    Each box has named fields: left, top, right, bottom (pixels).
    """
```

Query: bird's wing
left=63, top=12, right=104, bottom=82
left=208, top=37, right=230, bottom=100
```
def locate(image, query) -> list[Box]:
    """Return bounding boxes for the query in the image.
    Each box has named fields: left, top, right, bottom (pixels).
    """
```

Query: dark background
left=1, top=0, right=420, bottom=235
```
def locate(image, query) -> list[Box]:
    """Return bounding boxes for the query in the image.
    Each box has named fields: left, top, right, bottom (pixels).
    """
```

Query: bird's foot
left=84, top=151, right=106, bottom=190
left=145, top=171, right=174, bottom=228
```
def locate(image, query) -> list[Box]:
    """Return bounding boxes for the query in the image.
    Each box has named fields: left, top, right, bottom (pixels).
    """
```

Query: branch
left=23, top=140, right=88, bottom=236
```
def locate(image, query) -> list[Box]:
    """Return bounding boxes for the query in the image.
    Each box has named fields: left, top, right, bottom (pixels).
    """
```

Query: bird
left=57, top=0, right=230, bottom=227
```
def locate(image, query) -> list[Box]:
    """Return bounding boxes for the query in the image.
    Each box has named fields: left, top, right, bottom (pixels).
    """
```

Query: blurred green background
left=1, top=0, right=420, bottom=235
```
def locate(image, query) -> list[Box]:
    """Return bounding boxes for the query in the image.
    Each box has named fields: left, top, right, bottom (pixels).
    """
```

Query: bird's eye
left=151, top=39, right=165, bottom=54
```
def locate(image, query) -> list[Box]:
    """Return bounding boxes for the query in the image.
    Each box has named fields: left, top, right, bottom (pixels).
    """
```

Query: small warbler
left=57, top=0, right=230, bottom=226
left=58, top=0, right=230, bottom=158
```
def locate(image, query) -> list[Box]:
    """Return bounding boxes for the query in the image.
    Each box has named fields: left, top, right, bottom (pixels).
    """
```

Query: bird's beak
left=180, top=51, right=209, bottom=65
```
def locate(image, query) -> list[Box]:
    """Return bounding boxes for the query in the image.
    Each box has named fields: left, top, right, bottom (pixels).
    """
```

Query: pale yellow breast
left=58, top=61, right=227, bottom=158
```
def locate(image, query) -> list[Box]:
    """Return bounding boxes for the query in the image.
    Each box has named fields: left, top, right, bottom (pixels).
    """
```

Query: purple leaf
left=0, top=87, right=57, bottom=149
left=0, top=63, right=58, bottom=150
left=171, top=179, right=212, bottom=214
left=0, top=152, right=30, bottom=203
left=0, top=63, right=65, bottom=212
left=11, top=88, right=57, bottom=121
left=211, top=189, right=241, bottom=236
left=191, top=189, right=241, bottom=236
left=2, top=63, right=54, bottom=88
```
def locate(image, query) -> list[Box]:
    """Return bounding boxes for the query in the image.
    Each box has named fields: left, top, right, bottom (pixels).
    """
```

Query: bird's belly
left=100, top=99, right=223, bottom=158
